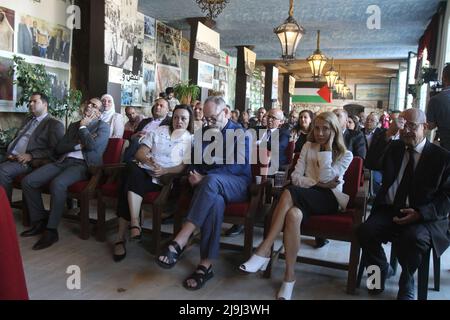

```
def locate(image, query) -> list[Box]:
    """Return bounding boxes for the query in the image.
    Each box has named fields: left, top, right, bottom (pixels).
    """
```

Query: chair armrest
left=350, top=191, right=366, bottom=227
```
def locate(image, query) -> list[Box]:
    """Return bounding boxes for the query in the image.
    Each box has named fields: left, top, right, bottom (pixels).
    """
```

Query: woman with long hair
left=113, top=105, right=194, bottom=262
left=347, top=114, right=361, bottom=132
left=240, top=112, right=353, bottom=300
left=101, top=94, right=125, bottom=138
left=291, top=110, right=314, bottom=153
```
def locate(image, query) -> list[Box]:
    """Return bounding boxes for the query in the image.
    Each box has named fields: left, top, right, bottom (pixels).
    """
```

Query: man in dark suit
left=357, top=108, right=450, bottom=300
left=0, top=93, right=64, bottom=201
left=362, top=112, right=386, bottom=195
left=17, top=17, right=33, bottom=55
left=20, top=98, right=110, bottom=250
left=334, top=109, right=366, bottom=159
left=124, top=98, right=171, bottom=163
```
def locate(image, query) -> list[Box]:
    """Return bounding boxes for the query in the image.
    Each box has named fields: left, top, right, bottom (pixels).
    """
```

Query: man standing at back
left=427, top=64, right=450, bottom=151
left=0, top=92, right=64, bottom=201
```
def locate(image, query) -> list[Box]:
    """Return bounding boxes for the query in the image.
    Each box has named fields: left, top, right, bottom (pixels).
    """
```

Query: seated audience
left=0, top=92, right=64, bottom=201
left=231, top=110, right=240, bottom=123
left=157, top=97, right=251, bottom=291
left=334, top=109, right=366, bottom=159
left=124, top=106, right=144, bottom=132
left=101, top=94, right=125, bottom=138
left=113, top=105, right=194, bottom=261
left=357, top=108, right=450, bottom=300
left=240, top=112, right=353, bottom=300
left=347, top=114, right=361, bottom=132
left=238, top=111, right=250, bottom=130
left=285, top=110, right=299, bottom=130
left=193, top=101, right=205, bottom=132
left=290, top=110, right=314, bottom=153
left=20, top=98, right=110, bottom=250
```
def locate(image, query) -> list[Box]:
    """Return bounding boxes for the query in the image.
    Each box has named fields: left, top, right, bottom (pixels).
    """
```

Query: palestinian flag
left=292, top=83, right=332, bottom=103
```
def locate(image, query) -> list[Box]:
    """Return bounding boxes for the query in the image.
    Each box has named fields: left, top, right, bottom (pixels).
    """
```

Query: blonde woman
left=101, top=94, right=125, bottom=138
left=240, top=112, right=353, bottom=300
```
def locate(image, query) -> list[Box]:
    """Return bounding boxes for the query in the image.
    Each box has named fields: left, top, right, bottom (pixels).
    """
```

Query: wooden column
left=235, top=45, right=254, bottom=113
left=264, top=63, right=276, bottom=110
left=187, top=17, right=216, bottom=86
left=282, top=73, right=292, bottom=114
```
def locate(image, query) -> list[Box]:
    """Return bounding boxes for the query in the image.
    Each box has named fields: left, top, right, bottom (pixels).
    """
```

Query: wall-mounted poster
left=198, top=60, right=214, bottom=89
left=144, top=15, right=155, bottom=39
left=0, top=6, right=14, bottom=53
left=156, top=22, right=181, bottom=68
left=156, top=63, right=180, bottom=95
left=180, top=37, right=190, bottom=82
left=193, top=22, right=220, bottom=66
left=104, top=0, right=138, bottom=70
left=271, top=67, right=279, bottom=100
left=0, top=57, right=14, bottom=109
left=17, top=14, right=71, bottom=63
left=142, top=63, right=155, bottom=107
left=121, top=70, right=142, bottom=106
left=355, top=83, right=389, bottom=101
left=244, top=47, right=256, bottom=76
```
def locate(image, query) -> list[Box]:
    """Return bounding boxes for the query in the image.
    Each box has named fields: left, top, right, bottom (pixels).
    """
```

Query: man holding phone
left=358, top=108, right=450, bottom=300
left=20, top=98, right=110, bottom=250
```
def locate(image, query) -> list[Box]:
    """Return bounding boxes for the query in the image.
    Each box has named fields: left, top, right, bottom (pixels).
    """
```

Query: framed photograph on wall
left=355, top=83, right=389, bottom=101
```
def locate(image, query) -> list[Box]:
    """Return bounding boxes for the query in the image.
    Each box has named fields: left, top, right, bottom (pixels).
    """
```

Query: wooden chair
left=264, top=156, right=366, bottom=294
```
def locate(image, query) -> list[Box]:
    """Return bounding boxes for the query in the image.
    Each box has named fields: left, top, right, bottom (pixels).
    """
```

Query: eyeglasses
left=204, top=109, right=224, bottom=125
left=403, top=121, right=424, bottom=131
left=267, top=115, right=283, bottom=121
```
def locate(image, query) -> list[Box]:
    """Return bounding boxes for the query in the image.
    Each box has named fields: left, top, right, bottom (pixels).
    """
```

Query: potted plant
left=10, top=55, right=82, bottom=128
left=0, top=127, right=16, bottom=162
left=173, top=81, right=200, bottom=105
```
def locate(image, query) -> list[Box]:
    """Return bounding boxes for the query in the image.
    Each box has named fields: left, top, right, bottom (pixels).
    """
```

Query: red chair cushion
left=143, top=192, right=160, bottom=203
left=302, top=211, right=354, bottom=235
left=100, top=182, right=119, bottom=198
left=103, top=138, right=125, bottom=165
left=224, top=202, right=250, bottom=217
left=123, top=130, right=134, bottom=140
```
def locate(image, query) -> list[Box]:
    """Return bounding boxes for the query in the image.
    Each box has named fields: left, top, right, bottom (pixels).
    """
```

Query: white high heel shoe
left=277, top=280, right=296, bottom=300
left=239, top=254, right=270, bottom=273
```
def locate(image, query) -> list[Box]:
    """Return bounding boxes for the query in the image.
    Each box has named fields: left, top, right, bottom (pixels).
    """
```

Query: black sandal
left=113, top=241, right=126, bottom=262
left=183, top=265, right=214, bottom=291
left=129, top=225, right=142, bottom=240
left=156, top=240, right=184, bottom=269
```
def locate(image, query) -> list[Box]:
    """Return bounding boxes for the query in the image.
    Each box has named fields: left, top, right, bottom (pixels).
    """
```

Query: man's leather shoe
left=20, top=219, right=47, bottom=237
left=32, top=229, right=59, bottom=250
left=225, top=224, right=244, bottom=237
left=397, top=272, right=415, bottom=300
left=315, top=237, right=330, bottom=248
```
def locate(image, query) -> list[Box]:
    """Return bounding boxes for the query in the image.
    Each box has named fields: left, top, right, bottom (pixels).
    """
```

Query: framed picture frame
left=355, top=83, right=389, bottom=101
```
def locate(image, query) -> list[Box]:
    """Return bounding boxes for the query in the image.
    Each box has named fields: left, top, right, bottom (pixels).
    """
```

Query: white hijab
left=100, top=94, right=116, bottom=124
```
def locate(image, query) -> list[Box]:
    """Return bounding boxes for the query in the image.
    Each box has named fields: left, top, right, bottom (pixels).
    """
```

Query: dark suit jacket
left=366, top=138, right=450, bottom=257
left=343, top=129, right=366, bottom=159
left=267, top=127, right=291, bottom=168
left=55, top=120, right=110, bottom=167
left=134, top=116, right=171, bottom=133
left=8, top=115, right=64, bottom=161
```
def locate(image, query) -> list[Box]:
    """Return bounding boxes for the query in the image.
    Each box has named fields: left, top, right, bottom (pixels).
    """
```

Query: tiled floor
left=11, top=193, right=450, bottom=300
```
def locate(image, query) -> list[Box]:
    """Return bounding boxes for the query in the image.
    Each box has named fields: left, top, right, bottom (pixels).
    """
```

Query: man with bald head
left=427, top=64, right=450, bottom=151
left=358, top=108, right=450, bottom=300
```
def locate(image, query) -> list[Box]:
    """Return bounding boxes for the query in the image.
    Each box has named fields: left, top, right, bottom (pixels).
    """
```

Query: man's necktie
left=7, top=118, right=38, bottom=156
left=266, top=129, right=272, bottom=150
left=393, top=148, right=415, bottom=208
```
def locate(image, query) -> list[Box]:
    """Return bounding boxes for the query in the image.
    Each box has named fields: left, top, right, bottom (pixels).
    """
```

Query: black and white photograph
left=197, top=60, right=214, bottom=89
left=144, top=15, right=155, bottom=39
left=17, top=14, right=71, bottom=63
left=104, top=0, right=138, bottom=70
left=132, top=38, right=143, bottom=76
left=142, top=63, right=155, bottom=107
left=193, top=21, right=220, bottom=66
left=0, top=6, right=14, bottom=53
left=244, top=47, right=256, bottom=76
left=156, top=21, right=181, bottom=68
left=156, top=63, right=180, bottom=94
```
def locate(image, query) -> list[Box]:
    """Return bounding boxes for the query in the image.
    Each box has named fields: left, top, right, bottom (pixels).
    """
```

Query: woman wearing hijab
left=101, top=94, right=125, bottom=138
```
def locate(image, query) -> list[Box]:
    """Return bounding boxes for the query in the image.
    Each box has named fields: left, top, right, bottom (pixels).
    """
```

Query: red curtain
left=0, top=187, right=29, bottom=300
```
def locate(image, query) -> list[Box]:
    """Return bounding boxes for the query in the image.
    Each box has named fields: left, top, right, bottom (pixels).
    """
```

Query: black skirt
left=117, top=162, right=163, bottom=220
left=287, top=185, right=339, bottom=222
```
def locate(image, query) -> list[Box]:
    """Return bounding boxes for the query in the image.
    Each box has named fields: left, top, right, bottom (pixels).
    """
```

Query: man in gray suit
left=0, top=92, right=64, bottom=201
left=20, top=98, right=110, bottom=250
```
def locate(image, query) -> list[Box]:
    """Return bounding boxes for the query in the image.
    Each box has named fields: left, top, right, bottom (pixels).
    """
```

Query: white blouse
left=291, top=141, right=353, bottom=210
left=108, top=113, right=125, bottom=138
left=140, top=125, right=192, bottom=169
